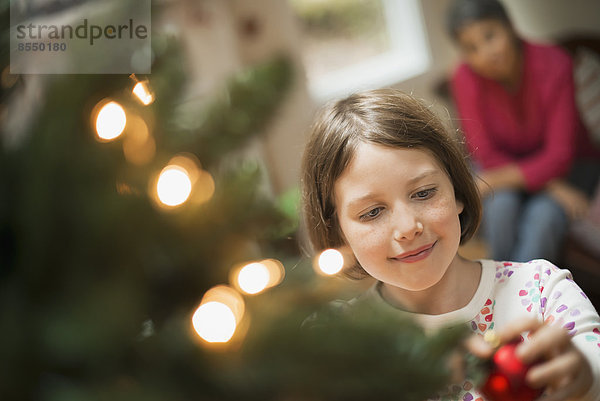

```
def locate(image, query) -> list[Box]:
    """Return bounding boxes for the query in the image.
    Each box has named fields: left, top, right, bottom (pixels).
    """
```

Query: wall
left=504, top=0, right=600, bottom=41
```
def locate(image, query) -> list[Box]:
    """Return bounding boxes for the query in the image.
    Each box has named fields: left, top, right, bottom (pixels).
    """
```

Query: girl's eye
left=413, top=188, right=437, bottom=200
left=360, top=207, right=383, bottom=221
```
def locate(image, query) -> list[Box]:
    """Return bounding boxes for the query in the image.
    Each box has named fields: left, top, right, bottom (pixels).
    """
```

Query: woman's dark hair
left=446, top=0, right=512, bottom=40
left=301, top=89, right=482, bottom=279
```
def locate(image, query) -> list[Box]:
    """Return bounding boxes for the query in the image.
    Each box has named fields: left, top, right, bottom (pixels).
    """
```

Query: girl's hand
left=467, top=318, right=594, bottom=401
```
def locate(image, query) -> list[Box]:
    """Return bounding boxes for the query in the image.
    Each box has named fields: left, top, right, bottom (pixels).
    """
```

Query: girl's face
left=456, top=18, right=519, bottom=83
left=334, top=143, right=463, bottom=291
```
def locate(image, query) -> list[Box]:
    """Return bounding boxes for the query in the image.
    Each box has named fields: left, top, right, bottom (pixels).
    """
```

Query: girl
left=447, top=0, right=600, bottom=263
left=301, top=89, right=600, bottom=401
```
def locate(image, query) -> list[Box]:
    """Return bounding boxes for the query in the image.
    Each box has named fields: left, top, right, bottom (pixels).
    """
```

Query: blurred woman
left=447, top=0, right=600, bottom=263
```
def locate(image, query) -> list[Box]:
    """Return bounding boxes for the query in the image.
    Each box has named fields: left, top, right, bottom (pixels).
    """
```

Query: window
left=291, top=0, right=430, bottom=102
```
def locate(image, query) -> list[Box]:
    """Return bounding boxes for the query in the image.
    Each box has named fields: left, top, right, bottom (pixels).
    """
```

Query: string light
left=192, top=301, right=237, bottom=343
left=191, top=170, right=215, bottom=205
left=168, top=154, right=201, bottom=180
left=152, top=154, right=213, bottom=209
left=231, top=259, right=285, bottom=295
left=260, top=258, right=285, bottom=288
left=122, top=114, right=155, bottom=165
left=237, top=262, right=270, bottom=295
left=129, top=74, right=154, bottom=105
left=192, top=285, right=245, bottom=344
left=94, top=100, right=127, bottom=141
left=316, top=248, right=344, bottom=275
left=132, top=81, right=154, bottom=105
left=156, top=165, right=192, bottom=207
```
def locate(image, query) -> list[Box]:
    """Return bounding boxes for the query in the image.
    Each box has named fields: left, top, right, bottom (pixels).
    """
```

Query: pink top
left=451, top=41, right=600, bottom=191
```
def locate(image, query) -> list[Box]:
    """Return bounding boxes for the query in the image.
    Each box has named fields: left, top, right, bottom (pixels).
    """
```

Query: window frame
left=303, top=0, right=431, bottom=102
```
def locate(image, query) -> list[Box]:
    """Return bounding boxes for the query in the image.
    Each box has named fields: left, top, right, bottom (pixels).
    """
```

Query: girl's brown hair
left=301, top=89, right=481, bottom=278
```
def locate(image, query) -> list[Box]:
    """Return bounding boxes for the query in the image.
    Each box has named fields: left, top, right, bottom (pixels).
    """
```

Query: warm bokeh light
left=168, top=154, right=201, bottom=181
left=192, top=170, right=215, bottom=205
left=192, top=285, right=245, bottom=344
left=230, top=258, right=285, bottom=295
left=260, top=258, right=285, bottom=288
left=152, top=155, right=205, bottom=210
left=156, top=166, right=192, bottom=207
left=317, top=248, right=344, bottom=275
left=123, top=115, right=155, bottom=165
left=192, top=301, right=237, bottom=343
left=237, top=262, right=270, bottom=295
left=95, top=101, right=126, bottom=141
left=132, top=81, right=154, bottom=105
left=201, top=285, right=245, bottom=323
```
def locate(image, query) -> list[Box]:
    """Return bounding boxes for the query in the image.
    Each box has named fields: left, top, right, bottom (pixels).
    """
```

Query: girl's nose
left=392, top=210, right=423, bottom=241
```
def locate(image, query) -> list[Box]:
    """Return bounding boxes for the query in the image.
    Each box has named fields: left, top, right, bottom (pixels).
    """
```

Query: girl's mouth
left=392, top=242, right=436, bottom=263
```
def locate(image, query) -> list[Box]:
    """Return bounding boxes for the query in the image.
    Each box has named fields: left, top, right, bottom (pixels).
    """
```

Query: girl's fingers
left=515, top=324, right=571, bottom=364
left=486, top=318, right=594, bottom=400
left=536, top=362, right=593, bottom=401
left=464, top=334, right=494, bottom=359
left=525, top=348, right=581, bottom=388
left=463, top=319, right=545, bottom=364
left=496, top=317, right=542, bottom=344
left=537, top=383, right=579, bottom=401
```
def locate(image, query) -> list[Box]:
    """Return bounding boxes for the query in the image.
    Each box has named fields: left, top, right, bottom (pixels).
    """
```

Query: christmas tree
left=0, top=1, right=476, bottom=400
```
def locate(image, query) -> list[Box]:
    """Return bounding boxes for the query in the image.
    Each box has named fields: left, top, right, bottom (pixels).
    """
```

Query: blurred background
left=242, top=0, right=600, bottom=194
left=1, top=0, right=600, bottom=399
left=159, top=0, right=600, bottom=296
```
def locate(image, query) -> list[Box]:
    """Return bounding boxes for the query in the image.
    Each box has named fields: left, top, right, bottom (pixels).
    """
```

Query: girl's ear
left=457, top=200, right=464, bottom=215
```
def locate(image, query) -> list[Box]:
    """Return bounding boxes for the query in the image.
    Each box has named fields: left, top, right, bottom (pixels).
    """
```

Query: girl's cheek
left=361, top=229, right=389, bottom=257
left=346, top=222, right=385, bottom=250
left=430, top=197, right=460, bottom=221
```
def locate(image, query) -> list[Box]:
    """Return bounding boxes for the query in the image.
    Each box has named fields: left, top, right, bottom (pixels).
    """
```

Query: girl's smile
left=391, top=241, right=436, bottom=263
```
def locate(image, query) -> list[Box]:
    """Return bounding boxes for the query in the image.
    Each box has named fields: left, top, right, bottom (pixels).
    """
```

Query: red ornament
left=481, top=341, right=543, bottom=401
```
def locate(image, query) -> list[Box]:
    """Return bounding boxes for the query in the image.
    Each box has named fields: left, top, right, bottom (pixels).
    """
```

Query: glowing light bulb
left=191, top=285, right=245, bottom=345
left=156, top=166, right=192, bottom=207
left=261, top=258, right=285, bottom=288
left=318, top=249, right=344, bottom=275
left=122, top=115, right=155, bottom=165
left=192, top=301, right=237, bottom=343
left=193, top=170, right=215, bottom=205
left=95, top=101, right=126, bottom=141
left=237, top=262, right=270, bottom=295
left=132, top=81, right=154, bottom=105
